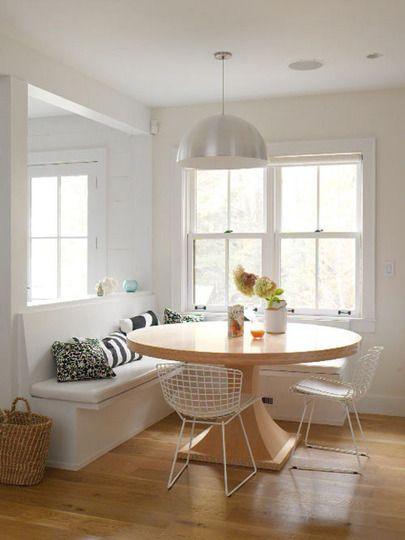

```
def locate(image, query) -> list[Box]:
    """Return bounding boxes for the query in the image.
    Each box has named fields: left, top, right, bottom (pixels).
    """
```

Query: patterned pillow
left=52, top=338, right=116, bottom=382
left=119, top=310, right=159, bottom=334
left=100, top=331, right=143, bottom=368
left=164, top=307, right=205, bottom=324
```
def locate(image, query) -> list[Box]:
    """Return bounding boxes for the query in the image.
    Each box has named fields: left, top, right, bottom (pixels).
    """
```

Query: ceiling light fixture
left=176, top=52, right=268, bottom=170
left=288, top=59, right=323, bottom=71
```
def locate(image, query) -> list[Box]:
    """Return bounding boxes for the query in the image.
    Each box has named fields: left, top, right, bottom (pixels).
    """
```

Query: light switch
left=384, top=261, right=395, bottom=277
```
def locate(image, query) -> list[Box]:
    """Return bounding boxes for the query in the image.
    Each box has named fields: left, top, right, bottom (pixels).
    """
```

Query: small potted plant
left=233, top=265, right=287, bottom=334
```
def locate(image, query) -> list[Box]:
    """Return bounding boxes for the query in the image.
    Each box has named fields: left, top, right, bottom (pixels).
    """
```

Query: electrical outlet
left=262, top=397, right=273, bottom=405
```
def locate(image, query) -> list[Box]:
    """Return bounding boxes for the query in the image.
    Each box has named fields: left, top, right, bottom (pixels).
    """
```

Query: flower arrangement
left=233, top=265, right=285, bottom=309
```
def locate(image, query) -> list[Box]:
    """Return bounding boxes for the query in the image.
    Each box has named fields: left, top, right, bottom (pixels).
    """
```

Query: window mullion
left=227, top=170, right=231, bottom=231
left=315, top=237, right=319, bottom=311
left=225, top=238, right=229, bottom=307
left=57, top=175, right=62, bottom=299
left=316, top=165, right=320, bottom=230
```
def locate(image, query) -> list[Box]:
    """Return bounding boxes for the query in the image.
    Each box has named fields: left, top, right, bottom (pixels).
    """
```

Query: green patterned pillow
left=164, top=307, right=205, bottom=324
left=51, top=338, right=116, bottom=382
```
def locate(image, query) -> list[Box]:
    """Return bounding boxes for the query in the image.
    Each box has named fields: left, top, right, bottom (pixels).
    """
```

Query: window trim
left=268, top=138, right=375, bottom=329
left=28, top=148, right=107, bottom=304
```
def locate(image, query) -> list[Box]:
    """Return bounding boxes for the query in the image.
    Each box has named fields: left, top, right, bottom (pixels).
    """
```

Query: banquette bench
left=19, top=292, right=172, bottom=470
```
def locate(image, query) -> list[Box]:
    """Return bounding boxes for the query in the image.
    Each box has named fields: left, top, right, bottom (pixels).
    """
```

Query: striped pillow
left=100, top=331, right=143, bottom=368
left=119, top=310, right=159, bottom=334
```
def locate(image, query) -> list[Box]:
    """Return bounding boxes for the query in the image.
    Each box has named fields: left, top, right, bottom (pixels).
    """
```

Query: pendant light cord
left=214, top=51, right=231, bottom=114
left=222, top=56, right=225, bottom=115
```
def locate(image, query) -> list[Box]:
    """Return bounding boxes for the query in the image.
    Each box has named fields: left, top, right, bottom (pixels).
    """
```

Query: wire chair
left=290, top=346, right=383, bottom=474
left=157, top=362, right=259, bottom=496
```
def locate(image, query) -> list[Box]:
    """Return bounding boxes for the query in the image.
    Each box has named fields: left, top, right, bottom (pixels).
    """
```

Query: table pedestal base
left=179, top=366, right=298, bottom=470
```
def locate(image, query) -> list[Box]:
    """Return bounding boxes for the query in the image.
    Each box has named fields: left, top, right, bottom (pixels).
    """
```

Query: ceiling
left=1, top=0, right=405, bottom=107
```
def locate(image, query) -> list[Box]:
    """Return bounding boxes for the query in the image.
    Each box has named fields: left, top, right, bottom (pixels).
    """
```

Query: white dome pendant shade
left=177, top=52, right=268, bottom=170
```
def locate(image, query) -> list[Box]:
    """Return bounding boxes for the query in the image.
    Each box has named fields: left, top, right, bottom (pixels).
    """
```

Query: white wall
left=28, top=115, right=153, bottom=289
left=0, top=30, right=151, bottom=406
left=152, top=88, right=405, bottom=416
left=0, top=33, right=149, bottom=134
left=0, top=76, right=28, bottom=407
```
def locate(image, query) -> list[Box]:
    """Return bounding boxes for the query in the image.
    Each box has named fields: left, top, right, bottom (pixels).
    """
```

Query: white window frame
left=273, top=159, right=362, bottom=317
left=268, top=138, right=375, bottom=331
left=28, top=148, right=107, bottom=304
left=186, top=169, right=268, bottom=311
left=172, top=138, right=375, bottom=332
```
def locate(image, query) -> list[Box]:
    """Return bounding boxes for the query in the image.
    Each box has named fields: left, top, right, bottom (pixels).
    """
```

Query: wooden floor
left=0, top=413, right=404, bottom=539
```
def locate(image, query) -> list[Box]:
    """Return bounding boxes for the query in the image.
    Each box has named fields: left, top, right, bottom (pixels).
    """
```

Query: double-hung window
left=188, top=169, right=266, bottom=310
left=273, top=155, right=361, bottom=315
left=28, top=150, right=106, bottom=303
left=184, top=139, right=375, bottom=323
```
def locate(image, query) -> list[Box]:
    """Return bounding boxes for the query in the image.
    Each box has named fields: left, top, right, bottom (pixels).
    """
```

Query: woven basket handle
left=10, top=397, right=32, bottom=414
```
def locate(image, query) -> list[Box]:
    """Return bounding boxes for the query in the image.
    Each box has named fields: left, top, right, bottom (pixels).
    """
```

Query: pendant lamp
left=177, top=52, right=268, bottom=170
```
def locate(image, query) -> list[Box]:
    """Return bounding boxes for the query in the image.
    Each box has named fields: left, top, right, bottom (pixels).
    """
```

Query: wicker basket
left=0, top=397, right=52, bottom=486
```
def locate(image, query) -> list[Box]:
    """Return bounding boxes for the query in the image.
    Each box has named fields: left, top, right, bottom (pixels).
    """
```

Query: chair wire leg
left=221, top=421, right=229, bottom=496
left=352, top=401, right=369, bottom=457
left=304, top=400, right=315, bottom=446
left=345, top=404, right=362, bottom=473
left=291, top=400, right=363, bottom=474
left=167, top=418, right=191, bottom=489
left=185, top=419, right=196, bottom=466
left=295, top=400, right=309, bottom=443
left=221, top=414, right=257, bottom=497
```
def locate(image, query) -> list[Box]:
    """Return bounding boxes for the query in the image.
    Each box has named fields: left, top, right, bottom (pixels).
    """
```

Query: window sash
left=274, top=232, right=361, bottom=316
left=190, top=169, right=267, bottom=235
left=187, top=233, right=266, bottom=310
left=29, top=173, right=90, bottom=301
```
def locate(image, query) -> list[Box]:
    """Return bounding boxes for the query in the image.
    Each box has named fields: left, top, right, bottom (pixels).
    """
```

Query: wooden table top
left=127, top=321, right=361, bottom=366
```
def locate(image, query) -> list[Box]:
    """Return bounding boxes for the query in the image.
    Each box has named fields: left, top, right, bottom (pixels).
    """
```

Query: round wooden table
left=128, top=321, right=361, bottom=470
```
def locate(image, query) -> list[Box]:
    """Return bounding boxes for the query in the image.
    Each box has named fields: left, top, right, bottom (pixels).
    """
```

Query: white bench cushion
left=261, top=358, right=346, bottom=375
left=31, top=357, right=170, bottom=404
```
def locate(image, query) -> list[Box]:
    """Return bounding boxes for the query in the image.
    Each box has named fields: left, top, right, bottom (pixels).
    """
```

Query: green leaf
left=274, top=288, right=284, bottom=295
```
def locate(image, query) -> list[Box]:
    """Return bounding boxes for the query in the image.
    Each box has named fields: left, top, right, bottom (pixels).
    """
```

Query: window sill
left=24, top=291, right=153, bottom=312
left=288, top=314, right=375, bottom=333
left=193, top=310, right=375, bottom=334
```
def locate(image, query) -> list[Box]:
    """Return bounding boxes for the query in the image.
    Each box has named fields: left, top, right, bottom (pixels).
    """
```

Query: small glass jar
left=122, top=279, right=138, bottom=293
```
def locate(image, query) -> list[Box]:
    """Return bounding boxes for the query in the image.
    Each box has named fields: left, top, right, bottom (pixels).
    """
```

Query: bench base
left=31, top=378, right=172, bottom=470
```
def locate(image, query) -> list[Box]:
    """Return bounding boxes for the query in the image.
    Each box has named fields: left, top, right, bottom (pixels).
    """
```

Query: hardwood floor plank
left=0, top=413, right=404, bottom=539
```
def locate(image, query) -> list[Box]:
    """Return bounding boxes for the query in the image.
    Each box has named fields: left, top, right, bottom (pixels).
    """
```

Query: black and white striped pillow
left=100, top=331, right=143, bottom=368
left=119, top=310, right=159, bottom=334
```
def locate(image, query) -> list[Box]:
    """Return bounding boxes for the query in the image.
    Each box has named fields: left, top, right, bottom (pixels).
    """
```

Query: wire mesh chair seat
left=157, top=362, right=259, bottom=496
left=289, top=346, right=383, bottom=474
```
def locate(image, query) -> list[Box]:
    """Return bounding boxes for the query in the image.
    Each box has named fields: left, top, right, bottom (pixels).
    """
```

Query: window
left=28, top=150, right=106, bottom=303
left=274, top=157, right=361, bottom=315
left=184, top=139, right=375, bottom=323
left=188, top=169, right=265, bottom=309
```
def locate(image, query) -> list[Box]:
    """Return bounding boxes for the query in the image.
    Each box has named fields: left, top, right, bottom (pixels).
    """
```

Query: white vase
left=264, top=306, right=287, bottom=334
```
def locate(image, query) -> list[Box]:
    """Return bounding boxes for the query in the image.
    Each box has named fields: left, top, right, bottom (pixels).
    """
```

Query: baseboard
left=356, top=393, right=405, bottom=417
left=267, top=411, right=345, bottom=426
